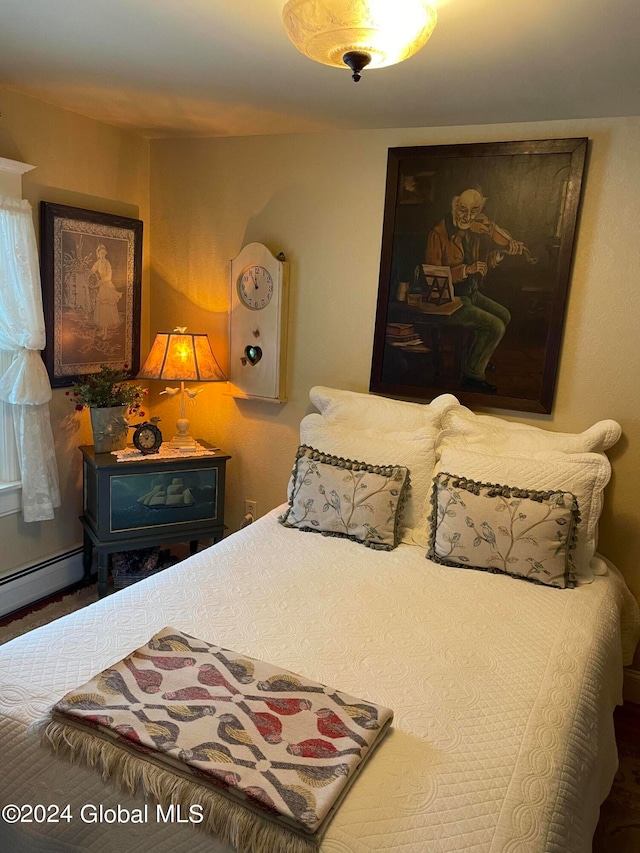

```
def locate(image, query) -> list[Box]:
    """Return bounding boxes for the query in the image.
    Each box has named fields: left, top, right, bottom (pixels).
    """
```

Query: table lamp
left=137, top=327, right=226, bottom=450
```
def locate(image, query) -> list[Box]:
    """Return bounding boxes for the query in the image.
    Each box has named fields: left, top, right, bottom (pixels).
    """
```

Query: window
left=0, top=188, right=60, bottom=522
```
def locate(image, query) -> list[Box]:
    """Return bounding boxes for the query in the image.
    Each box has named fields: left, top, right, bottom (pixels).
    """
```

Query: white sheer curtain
left=0, top=195, right=60, bottom=521
left=0, top=350, right=20, bottom=482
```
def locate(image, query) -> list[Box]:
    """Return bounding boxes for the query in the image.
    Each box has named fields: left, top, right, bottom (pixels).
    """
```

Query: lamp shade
left=137, top=330, right=226, bottom=382
left=282, top=0, right=437, bottom=75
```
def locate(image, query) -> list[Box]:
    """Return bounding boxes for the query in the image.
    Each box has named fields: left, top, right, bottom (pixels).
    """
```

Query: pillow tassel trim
left=428, top=472, right=580, bottom=589
left=280, top=446, right=411, bottom=551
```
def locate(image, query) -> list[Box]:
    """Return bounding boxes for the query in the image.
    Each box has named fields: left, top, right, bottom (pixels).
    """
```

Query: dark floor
left=594, top=701, right=640, bottom=851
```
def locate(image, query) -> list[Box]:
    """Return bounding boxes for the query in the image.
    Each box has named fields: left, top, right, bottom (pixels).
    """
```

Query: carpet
left=593, top=702, right=640, bottom=852
left=0, top=586, right=97, bottom=645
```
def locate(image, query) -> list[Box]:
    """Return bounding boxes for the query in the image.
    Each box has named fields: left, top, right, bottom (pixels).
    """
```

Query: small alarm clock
left=132, top=419, right=163, bottom=455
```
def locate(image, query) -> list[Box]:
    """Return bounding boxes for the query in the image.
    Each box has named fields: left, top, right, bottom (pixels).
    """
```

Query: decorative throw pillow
left=299, top=414, right=436, bottom=543
left=309, top=386, right=459, bottom=433
left=436, top=447, right=611, bottom=581
left=280, top=445, right=410, bottom=550
left=428, top=471, right=579, bottom=589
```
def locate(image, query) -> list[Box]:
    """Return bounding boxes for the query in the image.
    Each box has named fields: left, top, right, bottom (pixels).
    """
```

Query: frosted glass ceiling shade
left=282, top=0, right=437, bottom=81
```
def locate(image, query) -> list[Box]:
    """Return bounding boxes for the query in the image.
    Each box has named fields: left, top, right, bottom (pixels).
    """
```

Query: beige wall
left=149, top=117, right=640, bottom=613
left=0, top=86, right=150, bottom=577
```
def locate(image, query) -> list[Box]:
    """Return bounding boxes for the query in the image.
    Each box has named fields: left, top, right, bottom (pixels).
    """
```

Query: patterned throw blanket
left=42, top=626, right=393, bottom=853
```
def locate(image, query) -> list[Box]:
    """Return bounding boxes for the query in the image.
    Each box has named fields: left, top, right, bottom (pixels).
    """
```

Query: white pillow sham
left=439, top=405, right=621, bottom=456
left=309, top=386, right=459, bottom=433
left=436, top=447, right=612, bottom=582
left=300, top=414, right=435, bottom=543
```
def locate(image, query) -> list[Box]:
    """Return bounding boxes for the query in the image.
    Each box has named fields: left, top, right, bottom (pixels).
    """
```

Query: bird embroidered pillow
left=280, top=445, right=410, bottom=550
left=428, top=472, right=579, bottom=588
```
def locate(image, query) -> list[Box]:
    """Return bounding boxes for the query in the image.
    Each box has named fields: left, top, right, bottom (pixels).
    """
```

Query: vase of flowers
left=68, top=364, right=147, bottom=453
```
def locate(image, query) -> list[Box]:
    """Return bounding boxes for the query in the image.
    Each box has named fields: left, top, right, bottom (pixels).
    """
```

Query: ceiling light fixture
left=282, top=0, right=437, bottom=82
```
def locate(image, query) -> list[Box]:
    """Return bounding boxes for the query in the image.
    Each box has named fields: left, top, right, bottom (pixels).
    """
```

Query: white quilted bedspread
left=0, top=509, right=638, bottom=853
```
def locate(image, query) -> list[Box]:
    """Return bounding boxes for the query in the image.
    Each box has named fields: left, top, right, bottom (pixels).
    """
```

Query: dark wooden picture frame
left=41, top=202, right=143, bottom=387
left=369, top=138, right=587, bottom=413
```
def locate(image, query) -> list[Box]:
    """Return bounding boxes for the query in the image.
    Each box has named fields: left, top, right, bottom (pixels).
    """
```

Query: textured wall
left=0, top=85, right=150, bottom=578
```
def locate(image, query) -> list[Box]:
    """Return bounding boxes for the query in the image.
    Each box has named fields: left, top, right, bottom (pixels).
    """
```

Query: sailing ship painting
left=138, top=478, right=195, bottom=508
left=110, top=469, right=218, bottom=532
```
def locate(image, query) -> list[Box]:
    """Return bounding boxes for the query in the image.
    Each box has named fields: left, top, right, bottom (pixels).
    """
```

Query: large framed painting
left=369, top=138, right=587, bottom=413
left=40, top=202, right=143, bottom=387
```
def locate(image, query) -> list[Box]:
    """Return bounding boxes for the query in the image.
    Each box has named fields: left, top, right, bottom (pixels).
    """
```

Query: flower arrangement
left=66, top=365, right=150, bottom=453
left=66, top=364, right=147, bottom=417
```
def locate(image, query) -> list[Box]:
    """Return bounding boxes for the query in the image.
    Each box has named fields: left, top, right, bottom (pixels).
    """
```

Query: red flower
left=65, top=390, right=70, bottom=396
left=75, top=404, right=84, bottom=411
left=138, top=411, right=145, bottom=418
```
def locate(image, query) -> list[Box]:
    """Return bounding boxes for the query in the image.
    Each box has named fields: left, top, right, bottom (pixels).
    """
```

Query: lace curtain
left=0, top=195, right=61, bottom=521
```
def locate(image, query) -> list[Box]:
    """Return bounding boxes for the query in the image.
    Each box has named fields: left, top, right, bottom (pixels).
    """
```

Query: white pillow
left=300, top=414, right=436, bottom=543
left=436, top=447, right=612, bottom=582
left=439, top=405, right=621, bottom=456
left=309, top=386, right=459, bottom=433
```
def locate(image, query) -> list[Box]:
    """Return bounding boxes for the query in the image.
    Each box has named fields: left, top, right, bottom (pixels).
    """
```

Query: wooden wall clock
left=229, top=242, right=289, bottom=402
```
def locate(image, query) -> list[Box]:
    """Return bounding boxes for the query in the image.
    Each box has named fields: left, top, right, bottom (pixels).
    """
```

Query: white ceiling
left=0, top=0, right=638, bottom=139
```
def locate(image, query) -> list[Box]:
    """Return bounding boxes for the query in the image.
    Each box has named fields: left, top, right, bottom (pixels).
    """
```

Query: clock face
left=138, top=429, right=157, bottom=449
left=133, top=422, right=162, bottom=454
left=238, top=265, right=274, bottom=310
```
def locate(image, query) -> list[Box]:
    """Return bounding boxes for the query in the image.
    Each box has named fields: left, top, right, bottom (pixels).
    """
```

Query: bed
left=1, top=387, right=638, bottom=853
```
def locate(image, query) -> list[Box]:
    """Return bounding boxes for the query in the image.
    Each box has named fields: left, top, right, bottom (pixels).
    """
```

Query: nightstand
left=79, top=443, right=230, bottom=598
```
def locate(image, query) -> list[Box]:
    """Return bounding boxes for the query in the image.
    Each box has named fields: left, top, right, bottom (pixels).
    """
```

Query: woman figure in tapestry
left=91, top=244, right=122, bottom=341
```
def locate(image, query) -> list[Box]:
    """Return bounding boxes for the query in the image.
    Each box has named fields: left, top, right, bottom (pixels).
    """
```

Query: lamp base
left=167, top=415, right=197, bottom=451
left=167, top=434, right=198, bottom=451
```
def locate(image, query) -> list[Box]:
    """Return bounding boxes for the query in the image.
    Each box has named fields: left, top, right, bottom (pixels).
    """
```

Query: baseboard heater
left=0, top=547, right=84, bottom=619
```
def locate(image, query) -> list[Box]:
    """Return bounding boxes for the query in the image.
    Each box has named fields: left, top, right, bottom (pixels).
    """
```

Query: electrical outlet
left=244, top=500, right=257, bottom=518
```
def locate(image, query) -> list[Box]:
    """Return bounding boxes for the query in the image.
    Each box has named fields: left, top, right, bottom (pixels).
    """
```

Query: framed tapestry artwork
left=369, top=138, right=588, bottom=413
left=40, top=202, right=143, bottom=387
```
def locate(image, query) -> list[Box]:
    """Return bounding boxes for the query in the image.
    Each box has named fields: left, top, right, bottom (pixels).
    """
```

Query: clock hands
left=238, top=266, right=272, bottom=308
